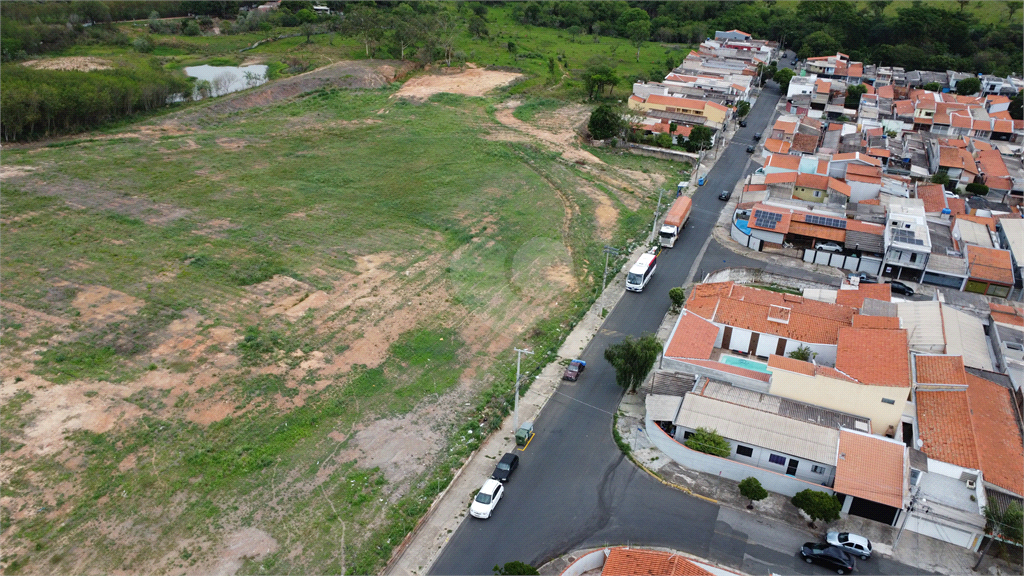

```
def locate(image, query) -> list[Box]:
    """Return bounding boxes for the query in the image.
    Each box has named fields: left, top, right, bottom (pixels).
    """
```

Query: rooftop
left=915, top=355, right=967, bottom=385
left=966, top=374, right=1024, bottom=496
left=699, top=378, right=870, bottom=432
left=665, top=309, right=721, bottom=360
left=916, top=389, right=981, bottom=470
left=966, top=245, right=1014, bottom=284
left=835, top=326, right=910, bottom=387
left=601, top=547, right=713, bottom=576
left=834, top=429, right=905, bottom=508
left=835, top=283, right=892, bottom=310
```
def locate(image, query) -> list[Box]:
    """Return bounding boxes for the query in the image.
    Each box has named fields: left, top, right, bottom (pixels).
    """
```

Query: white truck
left=659, top=195, right=692, bottom=248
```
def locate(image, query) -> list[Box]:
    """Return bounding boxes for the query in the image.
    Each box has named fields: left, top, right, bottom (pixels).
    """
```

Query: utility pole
left=892, top=487, right=921, bottom=552
left=650, top=188, right=666, bottom=241
left=602, top=245, right=620, bottom=293
left=513, top=347, right=534, bottom=431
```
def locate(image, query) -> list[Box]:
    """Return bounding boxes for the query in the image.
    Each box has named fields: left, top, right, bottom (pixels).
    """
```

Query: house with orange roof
left=964, top=244, right=1015, bottom=297
left=792, top=173, right=830, bottom=204
left=790, top=133, right=819, bottom=155
left=975, top=149, right=1013, bottom=194
left=916, top=183, right=949, bottom=215
left=627, top=93, right=729, bottom=129
left=762, top=137, right=790, bottom=155
left=929, top=142, right=979, bottom=187
left=771, top=118, right=797, bottom=142
left=833, top=429, right=907, bottom=526
left=762, top=152, right=800, bottom=174
left=562, top=546, right=746, bottom=576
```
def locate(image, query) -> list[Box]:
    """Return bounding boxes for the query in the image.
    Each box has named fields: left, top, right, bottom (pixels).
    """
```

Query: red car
left=562, top=359, right=586, bottom=381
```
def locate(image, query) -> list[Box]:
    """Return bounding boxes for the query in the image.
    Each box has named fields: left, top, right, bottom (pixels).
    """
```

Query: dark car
left=491, top=452, right=519, bottom=482
left=753, top=132, right=762, bottom=141
left=746, top=145, right=755, bottom=153
left=562, top=359, right=586, bottom=381
left=739, top=119, right=747, bottom=127
left=719, top=189, right=732, bottom=201
left=888, top=280, right=915, bottom=296
left=801, top=542, right=856, bottom=574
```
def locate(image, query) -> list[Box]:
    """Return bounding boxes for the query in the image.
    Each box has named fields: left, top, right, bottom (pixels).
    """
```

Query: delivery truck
left=659, top=195, right=692, bottom=248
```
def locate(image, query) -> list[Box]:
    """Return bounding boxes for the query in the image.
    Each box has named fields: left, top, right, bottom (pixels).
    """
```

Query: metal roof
left=999, top=219, right=1024, bottom=264
left=941, top=305, right=994, bottom=371
left=897, top=301, right=946, bottom=353
left=646, top=394, right=684, bottom=422
left=674, top=394, right=841, bottom=465
left=700, top=379, right=871, bottom=432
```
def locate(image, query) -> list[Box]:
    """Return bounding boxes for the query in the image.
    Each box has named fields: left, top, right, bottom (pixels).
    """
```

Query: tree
left=389, top=5, right=421, bottom=61
left=956, top=76, right=981, bottom=95
left=625, top=19, right=650, bottom=62
left=799, top=30, right=840, bottom=59
left=182, top=19, right=201, bottom=36
left=494, top=561, right=539, bottom=575
left=736, top=101, right=750, bottom=118
left=344, top=6, right=383, bottom=57
left=788, top=345, right=815, bottom=362
left=922, top=81, right=942, bottom=92
left=604, top=334, right=662, bottom=393
left=295, top=8, right=316, bottom=24
left=1010, top=90, right=1023, bottom=120
left=684, top=125, right=713, bottom=152
left=931, top=172, right=950, bottom=186
left=468, top=15, right=488, bottom=38
left=773, top=68, right=795, bottom=94
left=566, top=25, right=582, bottom=42
left=668, top=287, right=686, bottom=311
left=978, top=500, right=1024, bottom=565
left=845, top=84, right=867, bottom=108
left=792, top=489, right=841, bottom=526
left=684, top=427, right=731, bottom=457
left=1007, top=1, right=1023, bottom=21
left=588, top=104, right=623, bottom=140
left=300, top=21, right=316, bottom=43
left=581, top=57, right=618, bottom=99
left=739, top=477, right=768, bottom=509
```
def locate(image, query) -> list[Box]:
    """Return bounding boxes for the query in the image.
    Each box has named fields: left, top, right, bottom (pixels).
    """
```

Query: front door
left=786, top=458, right=799, bottom=476
left=748, top=332, right=760, bottom=356
left=776, top=338, right=787, bottom=356
left=722, top=326, right=733, bottom=349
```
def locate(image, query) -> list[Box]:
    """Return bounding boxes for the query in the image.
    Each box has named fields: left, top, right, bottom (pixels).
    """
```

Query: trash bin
left=515, top=421, right=534, bottom=446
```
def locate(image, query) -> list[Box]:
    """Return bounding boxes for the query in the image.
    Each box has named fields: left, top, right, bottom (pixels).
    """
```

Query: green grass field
left=0, top=22, right=687, bottom=570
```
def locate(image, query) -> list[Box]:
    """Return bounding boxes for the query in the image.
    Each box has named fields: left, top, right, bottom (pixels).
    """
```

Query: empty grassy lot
left=0, top=45, right=685, bottom=574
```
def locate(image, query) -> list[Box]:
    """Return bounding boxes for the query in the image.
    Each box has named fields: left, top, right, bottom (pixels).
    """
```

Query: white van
left=625, top=249, right=658, bottom=292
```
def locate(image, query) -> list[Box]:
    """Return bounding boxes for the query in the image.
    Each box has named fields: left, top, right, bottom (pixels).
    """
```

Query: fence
left=802, top=249, right=883, bottom=276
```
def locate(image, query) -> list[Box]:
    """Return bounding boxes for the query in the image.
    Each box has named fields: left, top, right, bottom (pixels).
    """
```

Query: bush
left=965, top=183, right=989, bottom=196
left=739, top=477, right=768, bottom=506
left=684, top=427, right=731, bottom=457
left=588, top=103, right=623, bottom=140
left=788, top=345, right=814, bottom=361
left=792, top=489, right=841, bottom=525
left=655, top=133, right=673, bottom=148
left=132, top=36, right=154, bottom=53
left=494, top=561, right=539, bottom=575
left=668, top=287, right=686, bottom=311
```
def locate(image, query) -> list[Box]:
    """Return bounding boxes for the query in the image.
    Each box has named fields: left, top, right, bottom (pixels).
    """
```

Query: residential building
left=964, top=244, right=1015, bottom=297
left=627, top=94, right=730, bottom=131
left=882, top=202, right=932, bottom=281
left=833, top=429, right=907, bottom=526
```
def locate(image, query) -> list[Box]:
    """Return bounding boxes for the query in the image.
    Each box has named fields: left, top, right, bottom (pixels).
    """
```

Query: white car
left=815, top=242, right=844, bottom=253
left=826, top=531, right=873, bottom=559
left=469, top=479, right=504, bottom=519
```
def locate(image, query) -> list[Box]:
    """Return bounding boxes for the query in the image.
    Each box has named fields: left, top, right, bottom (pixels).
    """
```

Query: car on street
left=800, top=542, right=856, bottom=574
left=746, top=145, right=755, bottom=153
left=847, top=272, right=877, bottom=283
left=827, top=531, right=873, bottom=559
left=739, top=119, right=747, bottom=127
left=562, top=359, right=586, bottom=381
left=815, top=242, right=844, bottom=253
left=491, top=453, right=519, bottom=482
left=888, top=280, right=915, bottom=296
left=719, top=189, right=732, bottom=201
left=469, top=479, right=504, bottom=519
left=753, top=132, right=762, bottom=141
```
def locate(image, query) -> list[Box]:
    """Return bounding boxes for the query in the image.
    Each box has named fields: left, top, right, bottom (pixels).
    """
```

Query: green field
left=0, top=23, right=687, bottom=571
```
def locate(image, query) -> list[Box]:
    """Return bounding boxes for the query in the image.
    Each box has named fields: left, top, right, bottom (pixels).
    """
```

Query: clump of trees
left=792, top=489, right=841, bottom=527
left=588, top=103, right=624, bottom=140
left=0, top=62, right=191, bottom=141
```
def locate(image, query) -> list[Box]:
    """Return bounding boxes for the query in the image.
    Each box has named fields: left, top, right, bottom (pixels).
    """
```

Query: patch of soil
left=0, top=165, right=37, bottom=180
left=199, top=527, right=279, bottom=576
left=71, top=284, right=145, bottom=327
left=22, top=57, right=112, bottom=72
left=215, top=138, right=248, bottom=151
left=493, top=102, right=602, bottom=166
left=393, top=64, right=523, bottom=101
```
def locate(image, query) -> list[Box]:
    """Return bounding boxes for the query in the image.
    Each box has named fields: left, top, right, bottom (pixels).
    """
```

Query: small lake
left=183, top=64, right=268, bottom=99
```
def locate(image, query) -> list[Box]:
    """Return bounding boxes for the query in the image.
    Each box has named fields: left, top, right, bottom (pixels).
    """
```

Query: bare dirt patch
left=71, top=284, right=145, bottom=326
left=393, top=65, right=523, bottom=101
left=215, top=138, right=248, bottom=151
left=493, top=101, right=601, bottom=166
left=203, top=527, right=279, bottom=576
left=22, top=56, right=112, bottom=72
left=0, top=165, right=37, bottom=180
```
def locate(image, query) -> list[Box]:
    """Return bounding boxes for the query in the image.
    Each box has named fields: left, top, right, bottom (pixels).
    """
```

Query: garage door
left=905, top=515, right=975, bottom=548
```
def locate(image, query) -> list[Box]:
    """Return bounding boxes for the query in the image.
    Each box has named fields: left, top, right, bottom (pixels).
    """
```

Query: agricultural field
left=0, top=32, right=685, bottom=575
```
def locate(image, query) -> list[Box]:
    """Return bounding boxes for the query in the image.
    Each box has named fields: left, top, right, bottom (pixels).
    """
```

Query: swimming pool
left=720, top=354, right=770, bottom=373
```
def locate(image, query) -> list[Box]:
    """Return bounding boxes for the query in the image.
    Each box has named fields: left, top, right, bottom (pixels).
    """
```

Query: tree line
left=0, top=61, right=191, bottom=141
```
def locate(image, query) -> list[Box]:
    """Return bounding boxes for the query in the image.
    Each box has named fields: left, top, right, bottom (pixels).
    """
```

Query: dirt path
left=493, top=101, right=603, bottom=165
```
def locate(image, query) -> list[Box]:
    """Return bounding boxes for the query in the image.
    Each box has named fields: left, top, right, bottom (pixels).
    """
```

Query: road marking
left=551, top=389, right=615, bottom=416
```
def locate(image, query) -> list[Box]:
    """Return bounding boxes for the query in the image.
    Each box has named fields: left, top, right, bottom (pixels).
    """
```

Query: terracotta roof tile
left=827, top=178, right=851, bottom=196
left=791, top=133, right=819, bottom=154
left=766, top=154, right=801, bottom=171
left=966, top=374, right=1024, bottom=495
left=665, top=310, right=720, bottom=360
left=836, top=284, right=892, bottom=309
left=846, top=164, right=883, bottom=178
left=774, top=120, right=798, bottom=134
left=917, top=389, right=981, bottom=469
left=914, top=355, right=967, bottom=385
left=764, top=138, right=791, bottom=154
left=795, top=173, right=829, bottom=190
left=989, top=303, right=1024, bottom=327
left=788, top=221, right=845, bottom=242
left=946, top=197, right=967, bottom=216
left=835, top=327, right=910, bottom=387
left=767, top=354, right=815, bottom=376
left=917, top=184, right=947, bottom=213
left=834, top=430, right=905, bottom=508
left=877, top=85, right=895, bottom=99
left=851, top=315, right=900, bottom=329
left=966, top=245, right=1014, bottom=285
left=859, top=198, right=881, bottom=206
left=764, top=171, right=799, bottom=185
left=602, top=547, right=714, bottom=576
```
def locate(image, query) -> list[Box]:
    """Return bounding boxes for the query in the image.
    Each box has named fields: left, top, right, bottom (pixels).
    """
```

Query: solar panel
left=753, top=210, right=782, bottom=230
left=805, top=215, right=848, bottom=229
left=891, top=228, right=925, bottom=245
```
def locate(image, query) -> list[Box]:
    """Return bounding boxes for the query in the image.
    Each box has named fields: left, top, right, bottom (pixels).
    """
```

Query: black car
left=719, top=189, right=732, bottom=201
left=491, top=452, right=519, bottom=482
left=801, top=542, right=856, bottom=574
left=739, top=119, right=747, bottom=127
left=746, top=145, right=755, bottom=153
left=888, top=280, right=915, bottom=296
left=562, top=359, right=586, bottom=381
left=753, top=132, right=762, bottom=141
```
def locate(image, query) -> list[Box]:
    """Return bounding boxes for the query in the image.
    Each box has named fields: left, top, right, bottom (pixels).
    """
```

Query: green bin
left=515, top=421, right=534, bottom=446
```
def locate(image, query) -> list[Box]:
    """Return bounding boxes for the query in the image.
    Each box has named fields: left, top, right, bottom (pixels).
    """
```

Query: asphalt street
left=431, top=72, right=927, bottom=576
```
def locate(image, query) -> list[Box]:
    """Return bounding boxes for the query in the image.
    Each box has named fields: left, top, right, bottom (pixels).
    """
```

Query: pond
left=183, top=64, right=268, bottom=99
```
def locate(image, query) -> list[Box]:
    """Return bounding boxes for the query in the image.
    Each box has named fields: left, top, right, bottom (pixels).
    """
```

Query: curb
left=628, top=453, right=719, bottom=505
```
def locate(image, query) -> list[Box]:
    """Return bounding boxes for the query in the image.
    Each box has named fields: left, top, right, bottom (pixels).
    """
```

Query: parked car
left=562, top=359, right=586, bottom=381
left=847, top=272, right=877, bottom=284
left=746, top=145, right=755, bottom=153
left=491, top=452, right=519, bottom=482
left=826, top=531, right=873, bottom=560
left=888, top=280, right=915, bottom=296
left=470, top=479, right=504, bottom=519
left=753, top=132, right=762, bottom=141
left=739, top=119, right=747, bottom=127
left=719, top=189, right=732, bottom=201
left=800, top=542, right=856, bottom=574
left=815, top=242, right=844, bottom=253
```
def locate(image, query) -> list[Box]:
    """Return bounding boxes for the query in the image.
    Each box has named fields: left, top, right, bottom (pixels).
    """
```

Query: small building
left=964, top=244, right=1015, bottom=297
left=833, top=429, right=907, bottom=526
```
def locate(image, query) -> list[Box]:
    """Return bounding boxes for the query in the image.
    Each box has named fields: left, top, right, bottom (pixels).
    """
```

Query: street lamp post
left=650, top=188, right=666, bottom=241
left=513, top=347, right=534, bottom=431
left=602, top=245, right=620, bottom=293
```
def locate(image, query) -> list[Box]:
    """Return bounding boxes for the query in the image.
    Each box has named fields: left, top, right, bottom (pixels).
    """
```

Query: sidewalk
left=385, top=243, right=652, bottom=576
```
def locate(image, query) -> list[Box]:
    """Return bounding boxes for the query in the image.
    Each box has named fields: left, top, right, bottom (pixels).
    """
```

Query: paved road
left=430, top=80, right=926, bottom=576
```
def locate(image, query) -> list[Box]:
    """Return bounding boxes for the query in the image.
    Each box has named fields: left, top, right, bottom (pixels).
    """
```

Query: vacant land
left=0, top=56, right=682, bottom=575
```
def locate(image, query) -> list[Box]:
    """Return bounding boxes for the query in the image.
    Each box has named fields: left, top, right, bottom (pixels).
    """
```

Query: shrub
left=132, top=36, right=154, bottom=53
left=739, top=477, right=768, bottom=507
left=965, top=182, right=989, bottom=196
left=494, top=561, right=539, bottom=575
left=792, top=489, right=841, bottom=525
left=588, top=104, right=624, bottom=140
left=668, top=287, right=686, bottom=311
left=684, top=427, right=731, bottom=457
left=788, top=345, right=815, bottom=361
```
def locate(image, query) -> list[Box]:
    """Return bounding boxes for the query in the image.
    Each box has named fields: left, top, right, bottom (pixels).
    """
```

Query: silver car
left=826, top=531, right=872, bottom=559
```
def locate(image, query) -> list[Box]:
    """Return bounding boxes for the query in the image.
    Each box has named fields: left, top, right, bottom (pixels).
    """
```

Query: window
left=682, top=431, right=694, bottom=440
left=736, top=445, right=754, bottom=457
left=882, top=398, right=896, bottom=405
left=811, top=465, right=826, bottom=474
left=768, top=454, right=786, bottom=466
left=813, top=190, right=821, bottom=198
left=909, top=253, right=918, bottom=263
